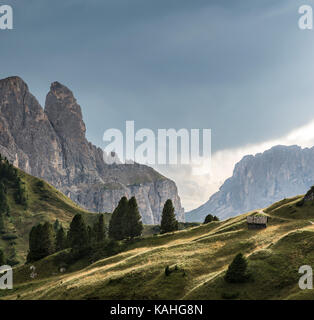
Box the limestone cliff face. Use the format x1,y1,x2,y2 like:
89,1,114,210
0,76,184,224
186,145,314,222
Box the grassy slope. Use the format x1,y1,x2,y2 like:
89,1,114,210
2,194,314,300
1,169,110,264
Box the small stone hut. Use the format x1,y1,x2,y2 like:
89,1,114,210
246,215,268,229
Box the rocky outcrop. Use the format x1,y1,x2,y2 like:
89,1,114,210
186,145,314,222
303,186,314,202
0,76,184,224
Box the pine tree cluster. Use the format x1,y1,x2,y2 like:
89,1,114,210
109,196,143,241
26,196,179,264
27,213,109,262
27,222,56,262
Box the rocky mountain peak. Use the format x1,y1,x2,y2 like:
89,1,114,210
45,81,86,138
49,81,77,105
0,76,185,224
0,76,29,113
0,75,48,131
304,186,314,202
186,144,314,222
0,76,28,92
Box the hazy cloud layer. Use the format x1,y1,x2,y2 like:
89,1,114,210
157,120,314,211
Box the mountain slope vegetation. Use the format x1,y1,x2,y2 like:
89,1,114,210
0,163,109,265
2,193,314,300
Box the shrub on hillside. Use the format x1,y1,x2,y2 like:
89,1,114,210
36,180,44,188
2,234,18,241
165,265,171,276
296,199,304,207
221,291,239,299
203,214,219,224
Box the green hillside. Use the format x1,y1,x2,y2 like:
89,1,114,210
0,163,110,265
2,193,314,300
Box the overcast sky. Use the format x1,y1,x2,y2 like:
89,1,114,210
2,0,314,210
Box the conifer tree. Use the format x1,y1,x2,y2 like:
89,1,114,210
125,197,143,239
53,219,61,233
0,182,9,226
27,222,55,262
14,178,27,207
94,214,105,243
67,214,88,254
0,213,4,234
109,197,128,240
87,225,94,245
160,199,178,234
27,224,41,262
56,225,67,251
41,222,55,256
225,253,248,283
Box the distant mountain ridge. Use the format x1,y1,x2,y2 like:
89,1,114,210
186,145,314,222
0,76,184,224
